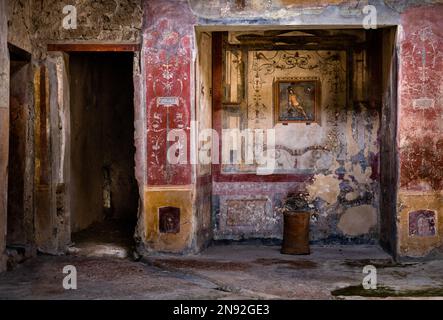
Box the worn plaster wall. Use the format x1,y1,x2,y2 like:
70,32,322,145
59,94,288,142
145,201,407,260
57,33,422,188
7,61,33,246
0,0,10,272
34,57,72,254
0,1,34,269
32,0,142,57
379,28,398,255
48,52,70,253
397,4,443,259
7,0,33,53
195,32,213,249
142,0,198,253
188,0,401,23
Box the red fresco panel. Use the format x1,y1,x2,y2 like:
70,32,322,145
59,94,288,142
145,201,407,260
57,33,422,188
398,5,443,191
144,0,195,185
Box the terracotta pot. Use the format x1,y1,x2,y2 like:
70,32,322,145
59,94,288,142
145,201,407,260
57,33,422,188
281,211,310,255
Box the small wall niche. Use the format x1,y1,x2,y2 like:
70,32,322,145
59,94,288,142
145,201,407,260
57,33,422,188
159,207,181,234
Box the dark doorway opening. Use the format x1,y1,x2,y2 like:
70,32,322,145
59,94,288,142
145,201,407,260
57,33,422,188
7,43,32,269
69,52,138,256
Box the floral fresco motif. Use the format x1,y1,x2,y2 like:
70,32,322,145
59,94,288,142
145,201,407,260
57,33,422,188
145,13,194,185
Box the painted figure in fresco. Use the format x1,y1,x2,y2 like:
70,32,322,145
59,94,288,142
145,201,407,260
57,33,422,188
417,216,435,236
288,87,308,119
409,210,437,237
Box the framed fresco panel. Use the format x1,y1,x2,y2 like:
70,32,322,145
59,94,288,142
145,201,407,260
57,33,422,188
274,78,321,124
409,210,437,237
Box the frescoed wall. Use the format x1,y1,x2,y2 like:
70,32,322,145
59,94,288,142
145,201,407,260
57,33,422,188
213,45,380,241
397,6,443,258
3,0,442,269
140,0,442,259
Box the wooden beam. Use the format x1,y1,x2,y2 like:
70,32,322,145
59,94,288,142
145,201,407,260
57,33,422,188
47,43,140,52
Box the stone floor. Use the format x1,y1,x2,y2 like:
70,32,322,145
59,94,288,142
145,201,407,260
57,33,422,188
0,244,442,300
68,219,136,259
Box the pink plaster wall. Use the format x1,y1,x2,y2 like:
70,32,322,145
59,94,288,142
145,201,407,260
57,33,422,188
399,4,443,192
144,0,195,186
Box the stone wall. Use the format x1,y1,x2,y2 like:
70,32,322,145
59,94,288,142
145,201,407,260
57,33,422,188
8,62,34,245
7,0,33,53
2,0,37,262
32,0,142,57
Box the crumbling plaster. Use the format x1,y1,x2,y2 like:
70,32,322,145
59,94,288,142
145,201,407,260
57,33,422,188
32,0,142,58
2,0,38,262
338,204,377,236
188,0,402,24
6,0,143,58
8,61,35,247
7,0,33,53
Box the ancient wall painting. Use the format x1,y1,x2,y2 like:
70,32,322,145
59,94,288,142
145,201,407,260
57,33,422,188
219,49,348,175
226,199,267,227
214,195,280,240
145,15,193,185
273,77,320,124
409,210,437,237
223,49,245,104
196,32,213,177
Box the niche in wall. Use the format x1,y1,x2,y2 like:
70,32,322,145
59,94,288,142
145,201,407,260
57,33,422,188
211,29,386,243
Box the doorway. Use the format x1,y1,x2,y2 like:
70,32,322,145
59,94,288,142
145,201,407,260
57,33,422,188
69,52,139,256
7,43,32,268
